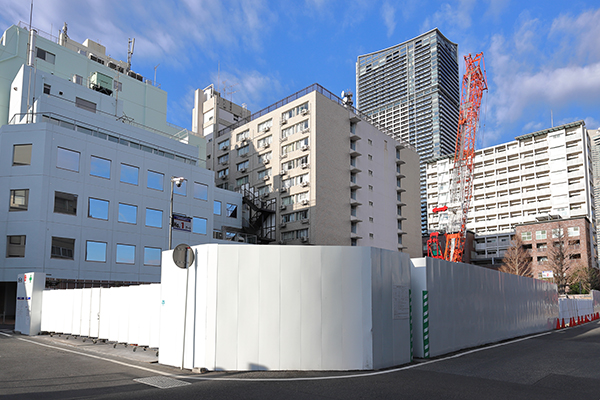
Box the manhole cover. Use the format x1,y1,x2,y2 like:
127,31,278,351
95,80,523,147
134,376,191,389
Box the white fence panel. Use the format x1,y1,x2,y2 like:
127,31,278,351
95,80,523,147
41,290,59,333
117,287,130,344
127,286,142,346
80,289,92,337
60,290,75,334
107,288,120,342
148,284,161,349
98,287,111,340
71,289,83,336
89,288,101,338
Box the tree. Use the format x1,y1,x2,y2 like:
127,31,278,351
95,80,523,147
546,224,576,294
568,258,600,294
500,236,533,277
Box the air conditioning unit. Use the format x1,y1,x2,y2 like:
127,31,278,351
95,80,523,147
280,223,287,228
241,153,248,158
261,193,269,199
220,160,229,166
263,175,270,181
301,109,308,116
301,237,309,243
301,145,309,151
280,170,287,176
241,139,248,145
280,204,287,210
302,128,309,134
301,199,309,206
301,181,309,187
239,167,247,173
301,163,309,169
301,218,309,224
263,159,270,165
220,145,228,151
281,153,288,159
281,187,287,193
281,136,288,142
263,126,271,132
262,143,270,149
220,175,228,180
280,119,287,125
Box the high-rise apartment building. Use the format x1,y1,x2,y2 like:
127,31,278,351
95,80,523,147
588,128,600,252
200,84,422,256
356,29,460,233
426,120,597,269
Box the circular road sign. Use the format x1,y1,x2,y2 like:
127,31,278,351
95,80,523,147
173,244,195,269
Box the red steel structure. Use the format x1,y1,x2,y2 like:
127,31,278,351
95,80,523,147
428,52,487,263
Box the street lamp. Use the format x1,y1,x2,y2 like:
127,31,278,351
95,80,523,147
169,176,185,250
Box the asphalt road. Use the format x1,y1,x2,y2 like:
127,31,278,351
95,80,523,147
1,321,599,399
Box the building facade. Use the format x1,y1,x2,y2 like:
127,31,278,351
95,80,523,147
356,29,460,234
588,128,600,253
0,24,242,317
201,84,422,256
426,120,597,268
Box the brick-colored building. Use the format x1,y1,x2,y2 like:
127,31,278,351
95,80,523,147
514,216,596,280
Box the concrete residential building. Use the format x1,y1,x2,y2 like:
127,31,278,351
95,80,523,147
588,128,600,252
426,120,597,268
192,84,251,139
0,23,242,317
356,29,460,234
200,84,422,256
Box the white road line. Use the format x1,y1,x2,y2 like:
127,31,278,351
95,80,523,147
17,338,172,376
16,329,554,383
173,331,554,382
0,331,12,337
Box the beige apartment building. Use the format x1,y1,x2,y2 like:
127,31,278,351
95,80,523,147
196,84,422,256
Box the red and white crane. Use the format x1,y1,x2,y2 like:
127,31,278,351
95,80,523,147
428,52,487,263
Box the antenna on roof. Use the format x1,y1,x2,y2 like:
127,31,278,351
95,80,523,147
127,38,135,72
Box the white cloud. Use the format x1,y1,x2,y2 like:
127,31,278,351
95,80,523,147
550,8,600,63
210,69,283,113
584,117,600,130
381,2,396,38
420,0,477,33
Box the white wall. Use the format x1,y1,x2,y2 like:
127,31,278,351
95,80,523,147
411,257,559,358
159,244,412,371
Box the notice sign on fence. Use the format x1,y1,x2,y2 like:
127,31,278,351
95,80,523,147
172,214,192,232
393,285,410,320
541,271,554,278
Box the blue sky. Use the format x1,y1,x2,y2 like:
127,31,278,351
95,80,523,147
1,0,599,148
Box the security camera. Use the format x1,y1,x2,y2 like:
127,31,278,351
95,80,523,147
172,176,185,187
175,180,183,188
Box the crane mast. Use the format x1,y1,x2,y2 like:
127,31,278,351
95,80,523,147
430,52,487,263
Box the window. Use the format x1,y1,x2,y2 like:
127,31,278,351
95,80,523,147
521,232,532,241
536,230,547,240
88,198,109,220
214,201,222,215
237,160,249,171
147,171,164,190
13,144,32,166
9,189,29,211
568,227,580,237
226,203,238,218
51,237,75,259
145,208,163,228
258,153,271,164
237,145,250,157
258,119,273,132
173,179,187,196
194,182,208,200
144,247,161,266
257,136,272,148
36,47,55,64
113,80,122,91
116,244,135,264
6,235,26,258
90,156,111,179
218,168,229,179
218,154,229,164
257,185,270,196
86,241,107,262
118,203,137,224
75,97,97,113
54,192,77,215
193,217,207,234
237,130,249,142
43,83,51,94
236,176,249,186
218,139,230,151
257,169,271,180
120,164,139,185
73,74,83,85
552,228,563,238
57,147,80,172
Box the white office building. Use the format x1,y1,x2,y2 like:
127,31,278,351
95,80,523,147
0,23,242,316
426,120,596,267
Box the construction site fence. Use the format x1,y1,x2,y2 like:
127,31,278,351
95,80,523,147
558,291,600,322
40,284,161,348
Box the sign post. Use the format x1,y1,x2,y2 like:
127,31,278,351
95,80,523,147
173,244,194,369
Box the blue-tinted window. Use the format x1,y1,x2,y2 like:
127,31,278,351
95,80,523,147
144,247,161,266
193,217,207,234
120,164,139,185
213,200,221,215
226,203,238,218
173,179,187,196
88,198,109,220
57,147,80,172
86,241,107,262
90,156,111,179
147,171,164,190
116,244,135,264
118,203,137,224
145,208,163,228
194,182,208,200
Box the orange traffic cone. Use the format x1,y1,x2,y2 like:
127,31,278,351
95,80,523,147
569,317,573,326
561,318,565,329
556,318,561,330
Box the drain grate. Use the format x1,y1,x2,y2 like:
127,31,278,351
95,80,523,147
134,376,191,389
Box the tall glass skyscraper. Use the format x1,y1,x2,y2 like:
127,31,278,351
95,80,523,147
356,28,460,234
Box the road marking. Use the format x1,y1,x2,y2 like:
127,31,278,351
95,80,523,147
173,331,554,382
17,329,554,383
134,376,191,389
17,338,172,376
0,331,11,337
